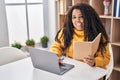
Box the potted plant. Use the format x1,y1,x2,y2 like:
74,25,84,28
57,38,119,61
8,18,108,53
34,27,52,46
25,39,35,47
40,36,49,48
25,39,35,52
11,42,22,49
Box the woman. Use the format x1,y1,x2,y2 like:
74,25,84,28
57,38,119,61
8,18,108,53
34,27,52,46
50,3,110,69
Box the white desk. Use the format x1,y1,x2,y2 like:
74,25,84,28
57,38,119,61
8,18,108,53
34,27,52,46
0,57,106,80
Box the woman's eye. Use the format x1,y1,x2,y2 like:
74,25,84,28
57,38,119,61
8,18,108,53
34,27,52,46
72,16,76,19
79,16,83,18
72,16,83,19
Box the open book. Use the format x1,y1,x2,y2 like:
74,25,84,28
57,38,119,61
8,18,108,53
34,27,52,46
73,33,101,60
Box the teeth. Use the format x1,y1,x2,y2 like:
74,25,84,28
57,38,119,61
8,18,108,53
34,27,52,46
77,23,81,26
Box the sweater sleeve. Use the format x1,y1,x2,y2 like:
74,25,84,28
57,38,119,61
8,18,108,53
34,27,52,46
49,29,64,57
95,44,111,68
49,41,63,56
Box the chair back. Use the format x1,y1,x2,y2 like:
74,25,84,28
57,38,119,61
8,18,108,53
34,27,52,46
105,43,113,80
0,47,27,66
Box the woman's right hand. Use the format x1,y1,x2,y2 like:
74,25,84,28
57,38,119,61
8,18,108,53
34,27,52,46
57,57,64,66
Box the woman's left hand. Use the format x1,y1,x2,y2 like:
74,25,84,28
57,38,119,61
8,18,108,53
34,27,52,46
83,55,95,67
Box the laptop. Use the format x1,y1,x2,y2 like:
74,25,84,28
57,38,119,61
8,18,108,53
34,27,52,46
29,48,74,75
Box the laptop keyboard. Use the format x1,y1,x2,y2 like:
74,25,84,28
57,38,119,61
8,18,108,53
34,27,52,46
59,63,74,74
60,65,67,72
60,67,67,72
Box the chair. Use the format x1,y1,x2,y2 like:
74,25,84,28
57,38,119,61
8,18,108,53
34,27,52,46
0,47,27,66
105,43,114,80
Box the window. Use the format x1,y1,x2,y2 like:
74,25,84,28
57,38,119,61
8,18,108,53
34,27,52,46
5,0,44,45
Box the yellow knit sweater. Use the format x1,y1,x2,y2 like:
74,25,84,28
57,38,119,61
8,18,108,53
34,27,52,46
50,28,110,69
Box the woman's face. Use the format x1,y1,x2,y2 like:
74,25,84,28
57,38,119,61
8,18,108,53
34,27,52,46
72,9,84,30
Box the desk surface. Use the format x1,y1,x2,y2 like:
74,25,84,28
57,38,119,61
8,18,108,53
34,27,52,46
0,57,106,80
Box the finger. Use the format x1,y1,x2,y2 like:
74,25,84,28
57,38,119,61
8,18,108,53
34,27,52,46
84,57,95,66
86,61,94,66
59,60,64,65
86,56,95,63
88,55,94,59
85,60,92,66
86,59,93,65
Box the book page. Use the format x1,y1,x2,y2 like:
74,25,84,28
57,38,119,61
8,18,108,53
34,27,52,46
73,33,101,60
91,33,101,55
73,42,92,60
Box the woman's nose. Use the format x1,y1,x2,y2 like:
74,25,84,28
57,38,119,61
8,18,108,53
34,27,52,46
76,18,80,21
76,18,83,23
76,18,81,22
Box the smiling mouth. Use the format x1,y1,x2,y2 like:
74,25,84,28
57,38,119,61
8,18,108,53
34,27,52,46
76,23,81,26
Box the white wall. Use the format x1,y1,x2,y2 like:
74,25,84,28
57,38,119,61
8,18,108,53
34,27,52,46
0,0,9,47
44,0,57,45
48,0,57,44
